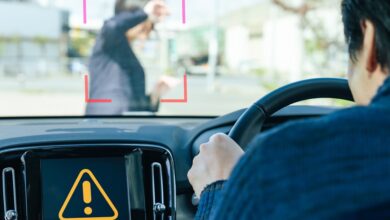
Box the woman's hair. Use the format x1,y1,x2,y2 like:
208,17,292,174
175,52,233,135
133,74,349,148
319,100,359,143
114,0,143,15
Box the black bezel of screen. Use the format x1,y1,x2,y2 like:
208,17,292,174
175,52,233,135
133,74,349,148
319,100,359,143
21,144,174,220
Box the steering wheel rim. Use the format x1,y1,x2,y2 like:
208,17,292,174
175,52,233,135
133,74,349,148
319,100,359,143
228,78,354,149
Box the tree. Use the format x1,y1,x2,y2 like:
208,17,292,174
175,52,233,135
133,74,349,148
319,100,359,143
271,0,346,76
272,0,314,16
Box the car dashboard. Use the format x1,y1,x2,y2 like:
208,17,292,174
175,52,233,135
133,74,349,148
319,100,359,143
0,106,338,220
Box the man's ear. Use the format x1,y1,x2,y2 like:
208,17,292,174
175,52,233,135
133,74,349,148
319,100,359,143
361,20,378,74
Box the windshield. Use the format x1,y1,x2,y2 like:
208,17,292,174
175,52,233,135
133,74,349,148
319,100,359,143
0,0,347,117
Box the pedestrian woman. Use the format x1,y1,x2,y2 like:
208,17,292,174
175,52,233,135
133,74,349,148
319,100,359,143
86,0,170,115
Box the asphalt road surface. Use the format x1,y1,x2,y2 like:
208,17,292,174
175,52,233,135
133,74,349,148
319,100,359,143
0,74,266,117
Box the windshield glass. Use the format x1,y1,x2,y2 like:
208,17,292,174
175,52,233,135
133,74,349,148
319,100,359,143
0,0,347,117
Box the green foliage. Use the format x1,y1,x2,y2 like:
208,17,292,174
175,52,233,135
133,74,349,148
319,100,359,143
70,32,96,57
177,26,225,56
33,36,50,45
0,40,4,56
273,0,346,76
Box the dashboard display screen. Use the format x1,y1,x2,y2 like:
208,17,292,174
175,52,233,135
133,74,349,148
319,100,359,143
40,157,130,220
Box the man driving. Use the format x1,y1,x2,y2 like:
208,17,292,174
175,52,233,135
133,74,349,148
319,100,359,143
188,0,390,219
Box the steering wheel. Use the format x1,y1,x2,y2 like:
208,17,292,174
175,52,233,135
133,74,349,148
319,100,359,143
228,78,354,149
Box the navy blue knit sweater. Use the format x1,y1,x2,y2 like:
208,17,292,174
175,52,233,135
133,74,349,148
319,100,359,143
195,77,390,220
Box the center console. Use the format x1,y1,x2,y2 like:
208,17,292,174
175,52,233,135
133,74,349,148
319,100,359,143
0,143,176,220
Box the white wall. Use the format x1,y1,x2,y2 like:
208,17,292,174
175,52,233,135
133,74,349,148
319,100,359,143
262,14,304,82
225,26,250,70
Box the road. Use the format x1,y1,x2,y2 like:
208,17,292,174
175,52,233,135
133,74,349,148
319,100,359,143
0,74,266,117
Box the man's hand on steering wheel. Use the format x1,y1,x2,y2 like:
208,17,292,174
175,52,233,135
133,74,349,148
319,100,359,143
187,79,353,199
187,133,244,198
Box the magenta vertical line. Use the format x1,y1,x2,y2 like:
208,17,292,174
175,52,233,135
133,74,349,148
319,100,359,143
182,0,186,24
83,0,87,24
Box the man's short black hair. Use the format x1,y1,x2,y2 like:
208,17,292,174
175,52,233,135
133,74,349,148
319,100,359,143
342,0,390,69
115,0,142,15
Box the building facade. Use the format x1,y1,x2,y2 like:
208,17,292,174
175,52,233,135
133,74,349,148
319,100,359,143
0,0,69,76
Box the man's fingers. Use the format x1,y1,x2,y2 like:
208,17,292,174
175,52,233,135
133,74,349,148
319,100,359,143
199,143,208,153
187,166,194,181
209,133,228,144
192,154,200,164
187,157,198,180
188,156,202,184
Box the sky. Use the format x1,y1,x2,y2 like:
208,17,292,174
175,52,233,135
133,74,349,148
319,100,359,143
33,0,268,28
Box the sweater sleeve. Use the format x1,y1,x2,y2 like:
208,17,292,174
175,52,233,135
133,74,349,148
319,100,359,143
101,9,148,49
195,180,226,220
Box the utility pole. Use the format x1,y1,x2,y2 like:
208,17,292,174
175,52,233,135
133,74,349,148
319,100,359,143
207,0,219,91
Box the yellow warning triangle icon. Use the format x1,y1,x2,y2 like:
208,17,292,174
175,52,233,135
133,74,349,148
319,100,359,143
58,169,119,220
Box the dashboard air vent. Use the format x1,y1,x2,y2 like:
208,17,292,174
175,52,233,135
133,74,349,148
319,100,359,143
2,168,18,220
151,162,166,220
